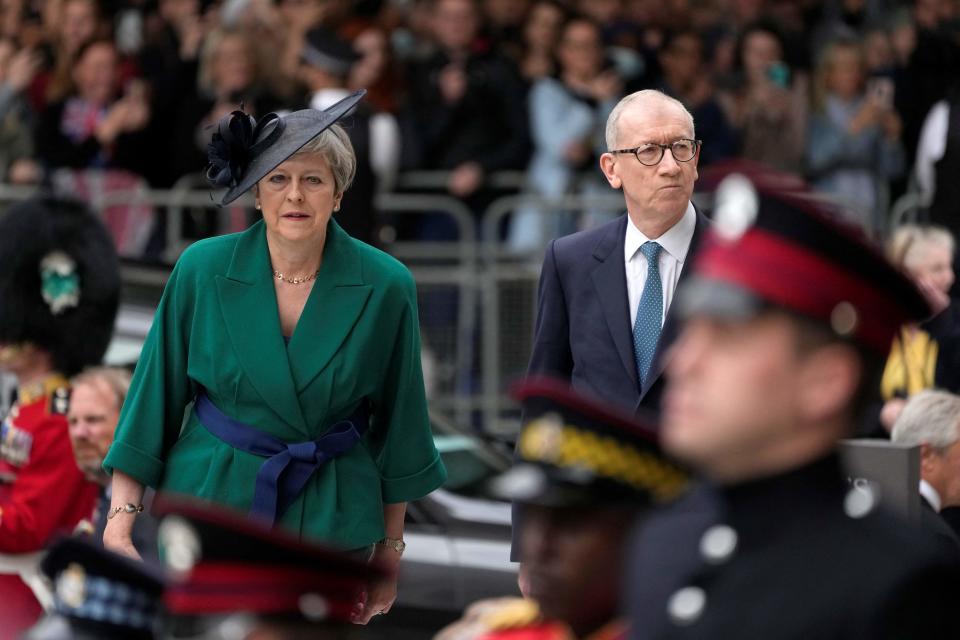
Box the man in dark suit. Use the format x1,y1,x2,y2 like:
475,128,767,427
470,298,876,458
891,389,960,559
627,170,960,639
526,89,708,416
514,90,707,584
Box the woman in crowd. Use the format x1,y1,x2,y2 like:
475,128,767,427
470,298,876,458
805,37,904,232
34,38,151,175
508,14,621,252
517,0,567,83
102,92,446,624
173,27,282,178
879,224,960,431
721,20,806,174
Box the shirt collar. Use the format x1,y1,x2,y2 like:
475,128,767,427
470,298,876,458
309,88,352,111
624,201,696,264
920,478,942,512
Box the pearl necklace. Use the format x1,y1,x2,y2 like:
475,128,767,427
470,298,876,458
273,269,320,285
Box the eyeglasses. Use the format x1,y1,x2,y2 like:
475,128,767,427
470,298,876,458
611,139,702,166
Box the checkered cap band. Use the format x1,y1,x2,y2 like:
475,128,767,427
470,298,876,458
55,574,158,630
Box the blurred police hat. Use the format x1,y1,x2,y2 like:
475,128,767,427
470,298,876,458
491,377,690,508
24,536,166,640
154,496,385,630
679,167,931,355
301,27,360,76
0,195,120,376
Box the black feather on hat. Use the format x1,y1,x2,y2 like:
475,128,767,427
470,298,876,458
0,196,121,376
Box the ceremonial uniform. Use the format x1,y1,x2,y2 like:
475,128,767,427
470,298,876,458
626,170,960,639
0,375,100,626
437,379,689,640
0,196,121,634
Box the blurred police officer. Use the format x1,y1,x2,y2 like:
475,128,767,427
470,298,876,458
154,496,383,639
437,378,690,640
627,170,960,639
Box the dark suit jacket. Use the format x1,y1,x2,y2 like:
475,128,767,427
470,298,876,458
920,495,960,564
526,208,709,414
511,208,708,560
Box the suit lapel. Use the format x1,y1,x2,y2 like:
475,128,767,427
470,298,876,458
288,222,372,393
215,221,307,432
591,215,639,393
640,208,710,400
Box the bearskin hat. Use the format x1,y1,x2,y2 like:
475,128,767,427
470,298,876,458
0,196,120,376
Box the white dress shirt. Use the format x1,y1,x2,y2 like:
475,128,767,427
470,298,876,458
920,478,943,513
625,202,697,328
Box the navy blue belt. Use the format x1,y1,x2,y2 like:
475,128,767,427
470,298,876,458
194,392,369,525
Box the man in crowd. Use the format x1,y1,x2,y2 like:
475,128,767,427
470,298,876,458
891,389,960,554
67,366,158,561
436,377,689,640
627,170,960,638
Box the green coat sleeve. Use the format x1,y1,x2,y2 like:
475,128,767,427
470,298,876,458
103,257,194,487
369,273,447,503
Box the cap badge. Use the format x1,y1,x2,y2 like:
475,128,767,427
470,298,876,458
56,562,87,609
714,173,758,242
39,251,80,315
520,413,564,463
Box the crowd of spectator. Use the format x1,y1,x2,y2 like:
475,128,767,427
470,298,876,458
1,0,959,246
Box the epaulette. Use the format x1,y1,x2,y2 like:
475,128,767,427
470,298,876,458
481,598,542,631
18,374,70,415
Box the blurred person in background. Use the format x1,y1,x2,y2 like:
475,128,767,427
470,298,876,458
302,26,399,244
517,0,567,83
0,196,119,635
915,83,960,247
0,37,42,183
806,37,904,232
897,0,960,170
891,389,960,559
34,38,152,176
344,23,403,114
138,0,209,186
655,28,737,168
170,27,283,190
508,14,621,252
877,224,960,430
67,366,159,562
720,20,807,174
481,0,530,63
30,0,106,110
276,0,328,87
401,0,529,212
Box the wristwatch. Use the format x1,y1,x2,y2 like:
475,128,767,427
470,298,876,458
378,537,406,556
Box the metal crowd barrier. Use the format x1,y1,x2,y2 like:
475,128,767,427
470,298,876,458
0,170,913,437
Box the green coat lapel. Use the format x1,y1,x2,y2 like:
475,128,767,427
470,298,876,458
288,221,373,393
215,221,307,432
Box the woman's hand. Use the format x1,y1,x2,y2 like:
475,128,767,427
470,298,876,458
353,544,401,624
102,520,142,561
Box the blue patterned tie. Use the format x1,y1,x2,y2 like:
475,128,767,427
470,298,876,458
633,241,663,386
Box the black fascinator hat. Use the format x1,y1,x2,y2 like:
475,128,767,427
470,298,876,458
0,196,121,376
206,90,365,206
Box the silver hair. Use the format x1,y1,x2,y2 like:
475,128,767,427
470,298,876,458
604,90,696,151
887,224,955,270
891,389,960,452
293,123,357,196
71,366,133,411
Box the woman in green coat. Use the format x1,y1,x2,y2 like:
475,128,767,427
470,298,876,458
102,91,446,622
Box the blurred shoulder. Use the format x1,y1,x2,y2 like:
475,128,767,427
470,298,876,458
352,238,417,297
